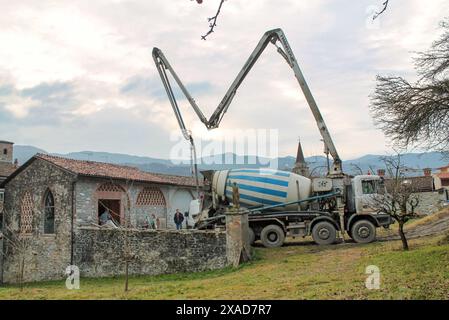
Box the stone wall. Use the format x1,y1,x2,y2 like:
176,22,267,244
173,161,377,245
73,227,227,278
414,191,447,215
1,158,75,283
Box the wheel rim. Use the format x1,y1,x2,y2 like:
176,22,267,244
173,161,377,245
318,228,330,240
358,226,371,239
268,232,278,243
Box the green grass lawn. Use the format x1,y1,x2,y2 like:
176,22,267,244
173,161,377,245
1,235,448,300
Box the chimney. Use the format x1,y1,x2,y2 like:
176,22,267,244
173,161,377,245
14,158,19,168
423,168,431,177
377,169,385,177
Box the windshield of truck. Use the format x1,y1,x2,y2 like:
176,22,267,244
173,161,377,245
362,180,378,194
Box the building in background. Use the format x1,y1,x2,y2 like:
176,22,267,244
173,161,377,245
291,139,310,177
377,167,447,215
433,165,449,191
0,140,18,216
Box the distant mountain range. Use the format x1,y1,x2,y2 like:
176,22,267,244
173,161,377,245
12,145,449,177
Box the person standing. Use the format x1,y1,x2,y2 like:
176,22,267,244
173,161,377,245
99,208,111,225
144,212,157,229
173,209,184,230
150,214,157,229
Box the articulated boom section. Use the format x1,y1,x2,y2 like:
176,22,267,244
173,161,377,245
152,28,343,175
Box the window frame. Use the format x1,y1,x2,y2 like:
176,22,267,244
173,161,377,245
361,179,378,195
43,189,55,234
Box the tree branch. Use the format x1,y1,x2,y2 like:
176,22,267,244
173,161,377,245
201,0,225,40
373,0,389,20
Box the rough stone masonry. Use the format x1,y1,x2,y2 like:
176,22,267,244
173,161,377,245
73,227,227,279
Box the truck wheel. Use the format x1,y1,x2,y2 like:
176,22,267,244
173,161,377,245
248,227,256,245
351,220,376,244
312,221,337,245
260,225,285,248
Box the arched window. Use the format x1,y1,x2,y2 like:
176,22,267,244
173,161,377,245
20,192,33,234
43,189,55,234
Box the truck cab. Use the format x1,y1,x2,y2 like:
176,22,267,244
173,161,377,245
351,175,385,214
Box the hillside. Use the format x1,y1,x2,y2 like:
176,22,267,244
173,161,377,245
12,145,449,177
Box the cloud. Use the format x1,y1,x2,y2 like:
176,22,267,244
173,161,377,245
20,82,73,101
0,0,447,160
0,80,79,123
0,84,13,96
120,75,213,100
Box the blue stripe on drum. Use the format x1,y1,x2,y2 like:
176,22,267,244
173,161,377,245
230,169,291,178
225,190,282,206
226,175,289,187
226,182,287,198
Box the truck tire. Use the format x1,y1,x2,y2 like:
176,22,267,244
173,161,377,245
248,227,256,245
312,221,337,245
260,224,285,248
351,220,376,244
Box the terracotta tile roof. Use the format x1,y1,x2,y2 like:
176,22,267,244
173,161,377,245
153,172,203,187
36,154,198,187
0,161,17,178
436,172,449,179
384,176,434,193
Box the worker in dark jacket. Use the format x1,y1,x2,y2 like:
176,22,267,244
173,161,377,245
174,209,184,230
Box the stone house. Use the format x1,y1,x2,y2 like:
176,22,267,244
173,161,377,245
0,154,226,284
380,169,447,215
433,165,449,196
0,140,17,215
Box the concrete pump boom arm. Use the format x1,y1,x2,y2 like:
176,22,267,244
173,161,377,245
152,28,343,175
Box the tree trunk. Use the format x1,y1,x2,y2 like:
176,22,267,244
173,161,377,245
398,221,409,251
125,260,129,292
19,256,25,291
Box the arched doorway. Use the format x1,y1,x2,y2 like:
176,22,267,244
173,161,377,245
135,187,167,228
95,182,129,225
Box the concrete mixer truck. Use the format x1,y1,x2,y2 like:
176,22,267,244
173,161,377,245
193,168,392,247
152,28,393,247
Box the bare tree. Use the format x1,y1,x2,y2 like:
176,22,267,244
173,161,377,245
369,152,419,250
119,180,137,292
97,178,137,292
349,163,364,176
0,205,36,290
309,165,328,178
370,20,449,152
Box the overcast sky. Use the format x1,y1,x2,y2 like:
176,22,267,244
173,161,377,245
0,0,448,161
